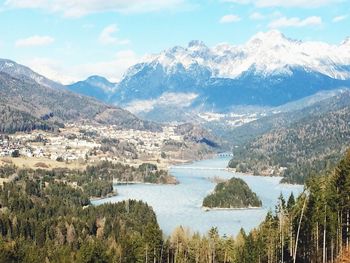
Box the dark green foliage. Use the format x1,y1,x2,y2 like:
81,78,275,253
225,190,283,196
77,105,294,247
0,106,56,134
15,161,173,200
84,161,174,184
82,181,113,198
11,149,20,158
56,157,64,162
76,240,111,263
203,177,262,208
239,150,350,262
0,167,163,262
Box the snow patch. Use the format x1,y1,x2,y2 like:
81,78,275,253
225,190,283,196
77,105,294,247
132,30,350,80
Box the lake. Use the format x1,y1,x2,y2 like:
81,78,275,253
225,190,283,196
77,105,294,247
92,156,303,236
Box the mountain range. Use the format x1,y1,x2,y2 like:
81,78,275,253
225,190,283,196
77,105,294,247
66,30,350,119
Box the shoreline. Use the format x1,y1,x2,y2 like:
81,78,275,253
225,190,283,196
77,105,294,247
90,191,118,201
90,180,180,202
226,168,304,186
113,180,178,185
202,206,262,211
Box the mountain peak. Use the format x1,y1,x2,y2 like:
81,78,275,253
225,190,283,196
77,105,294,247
188,40,207,48
86,75,111,83
341,36,350,46
0,58,16,69
0,58,64,89
84,75,116,90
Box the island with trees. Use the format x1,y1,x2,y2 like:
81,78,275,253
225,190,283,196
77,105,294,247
203,177,262,209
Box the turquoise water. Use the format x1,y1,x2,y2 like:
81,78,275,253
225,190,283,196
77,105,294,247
92,157,303,236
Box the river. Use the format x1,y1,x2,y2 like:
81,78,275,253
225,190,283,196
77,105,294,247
92,156,303,236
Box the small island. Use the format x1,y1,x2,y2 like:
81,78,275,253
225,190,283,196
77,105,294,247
203,177,262,209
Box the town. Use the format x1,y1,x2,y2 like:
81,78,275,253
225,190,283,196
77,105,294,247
0,123,216,170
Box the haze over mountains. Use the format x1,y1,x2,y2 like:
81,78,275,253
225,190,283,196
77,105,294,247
67,30,350,120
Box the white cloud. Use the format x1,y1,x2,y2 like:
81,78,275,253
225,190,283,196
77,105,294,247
23,57,74,83
99,24,129,45
4,0,187,17
125,92,198,114
76,50,138,82
15,35,54,47
269,16,322,28
219,14,241,23
332,15,347,23
23,50,139,84
249,12,265,20
223,0,342,8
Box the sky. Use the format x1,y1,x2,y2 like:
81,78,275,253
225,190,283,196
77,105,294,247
0,0,349,84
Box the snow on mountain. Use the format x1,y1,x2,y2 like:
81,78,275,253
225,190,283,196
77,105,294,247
63,30,350,120
0,58,65,90
128,30,350,80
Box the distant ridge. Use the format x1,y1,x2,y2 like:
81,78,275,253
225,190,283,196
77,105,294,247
67,75,117,102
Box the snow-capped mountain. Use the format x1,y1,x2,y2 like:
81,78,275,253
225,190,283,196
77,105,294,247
69,30,350,116
0,58,65,90
137,30,350,80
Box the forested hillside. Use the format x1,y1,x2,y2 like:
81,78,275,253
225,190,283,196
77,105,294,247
0,178,163,262
228,89,350,146
0,106,57,133
228,99,350,183
0,161,175,262
0,72,159,133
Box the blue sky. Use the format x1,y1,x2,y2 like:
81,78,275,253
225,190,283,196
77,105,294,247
0,0,349,84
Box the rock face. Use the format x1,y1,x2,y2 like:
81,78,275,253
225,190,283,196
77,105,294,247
202,177,262,209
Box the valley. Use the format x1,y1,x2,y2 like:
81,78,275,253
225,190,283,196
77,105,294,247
0,18,350,262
